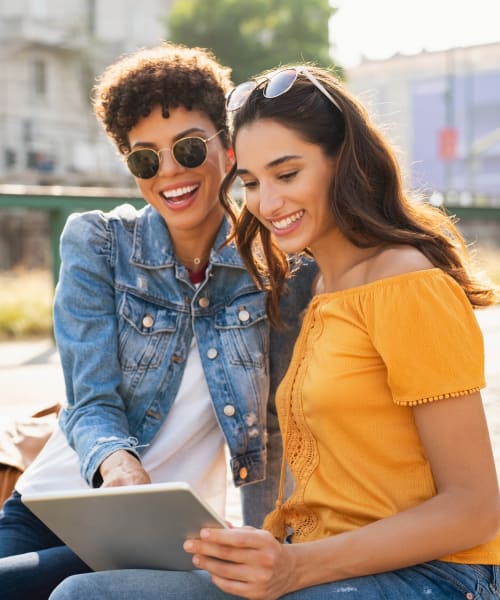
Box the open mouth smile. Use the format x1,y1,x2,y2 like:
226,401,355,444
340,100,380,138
161,184,199,203
271,210,305,230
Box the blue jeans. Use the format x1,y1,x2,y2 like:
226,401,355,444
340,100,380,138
0,491,92,600
48,560,500,599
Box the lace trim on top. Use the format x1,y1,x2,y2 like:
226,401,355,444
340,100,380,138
263,302,323,541
394,386,482,406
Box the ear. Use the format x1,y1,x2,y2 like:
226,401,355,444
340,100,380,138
225,147,235,172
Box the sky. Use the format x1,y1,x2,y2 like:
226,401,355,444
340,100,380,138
329,0,500,68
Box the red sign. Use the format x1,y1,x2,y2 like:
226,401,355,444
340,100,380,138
438,127,458,160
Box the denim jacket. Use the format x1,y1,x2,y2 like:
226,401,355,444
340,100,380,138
54,204,316,526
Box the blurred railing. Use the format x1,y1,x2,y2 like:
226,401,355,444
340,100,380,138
1,185,499,287
0,185,144,285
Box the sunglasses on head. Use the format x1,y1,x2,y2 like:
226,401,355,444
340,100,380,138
125,129,223,179
226,66,343,114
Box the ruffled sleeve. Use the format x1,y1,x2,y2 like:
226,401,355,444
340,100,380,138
365,269,485,406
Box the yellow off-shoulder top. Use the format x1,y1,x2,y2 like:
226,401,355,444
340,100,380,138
265,268,500,564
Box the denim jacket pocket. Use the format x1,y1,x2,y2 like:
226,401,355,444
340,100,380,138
118,292,179,371
215,294,269,370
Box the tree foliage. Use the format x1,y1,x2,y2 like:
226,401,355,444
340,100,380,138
167,0,341,83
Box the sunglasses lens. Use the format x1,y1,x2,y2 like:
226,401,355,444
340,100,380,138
173,137,207,168
264,69,297,99
126,149,160,179
227,81,257,112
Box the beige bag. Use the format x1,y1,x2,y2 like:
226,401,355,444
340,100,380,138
0,404,59,507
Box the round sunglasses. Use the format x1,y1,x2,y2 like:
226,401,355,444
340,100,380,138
226,66,343,114
125,130,223,179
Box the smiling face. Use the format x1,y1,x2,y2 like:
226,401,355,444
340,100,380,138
127,105,230,243
235,119,337,256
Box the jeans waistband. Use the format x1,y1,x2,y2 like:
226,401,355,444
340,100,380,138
470,564,500,591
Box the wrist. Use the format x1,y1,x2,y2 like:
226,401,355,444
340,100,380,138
99,449,140,479
285,543,308,592
285,540,340,592
279,541,308,595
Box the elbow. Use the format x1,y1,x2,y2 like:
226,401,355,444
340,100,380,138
474,493,500,545
486,494,500,543
450,487,500,547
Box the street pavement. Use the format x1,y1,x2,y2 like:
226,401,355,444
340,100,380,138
1,304,499,523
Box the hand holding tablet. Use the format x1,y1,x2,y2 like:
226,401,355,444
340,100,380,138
22,481,227,571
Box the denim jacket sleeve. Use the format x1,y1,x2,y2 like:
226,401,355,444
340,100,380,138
54,211,141,486
240,256,317,527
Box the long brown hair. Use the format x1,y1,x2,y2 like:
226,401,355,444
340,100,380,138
221,64,497,327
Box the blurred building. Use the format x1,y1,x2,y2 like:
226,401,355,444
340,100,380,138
346,42,500,205
0,0,173,187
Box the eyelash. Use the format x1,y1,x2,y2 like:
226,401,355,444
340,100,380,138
240,180,257,189
240,170,299,190
279,170,298,182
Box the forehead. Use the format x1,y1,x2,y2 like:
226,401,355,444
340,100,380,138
128,105,215,144
234,119,314,168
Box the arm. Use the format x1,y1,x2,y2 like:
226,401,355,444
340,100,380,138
185,391,500,599
285,391,500,585
55,211,149,487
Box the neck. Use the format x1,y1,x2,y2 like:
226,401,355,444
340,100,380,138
311,231,382,294
176,252,211,272
172,224,222,273
174,238,212,271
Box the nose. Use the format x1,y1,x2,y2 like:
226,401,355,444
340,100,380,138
258,182,285,218
157,148,184,176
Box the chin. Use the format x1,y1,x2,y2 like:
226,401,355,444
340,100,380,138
273,237,306,255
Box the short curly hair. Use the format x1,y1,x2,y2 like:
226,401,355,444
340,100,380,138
92,42,233,155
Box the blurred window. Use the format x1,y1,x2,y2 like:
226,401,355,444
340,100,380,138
86,0,97,35
23,120,33,143
27,151,55,173
32,60,47,97
5,148,16,168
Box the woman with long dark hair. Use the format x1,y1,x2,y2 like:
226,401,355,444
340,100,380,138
49,64,500,600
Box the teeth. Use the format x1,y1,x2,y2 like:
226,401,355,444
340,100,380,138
162,184,198,200
272,210,304,230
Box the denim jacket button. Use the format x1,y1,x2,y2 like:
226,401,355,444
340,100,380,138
171,354,183,364
198,297,210,308
223,404,236,417
207,347,218,359
239,467,248,480
142,314,154,328
238,309,250,322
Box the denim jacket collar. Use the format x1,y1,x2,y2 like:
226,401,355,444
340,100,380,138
130,205,245,270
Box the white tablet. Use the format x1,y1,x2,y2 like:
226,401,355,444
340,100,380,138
22,481,227,571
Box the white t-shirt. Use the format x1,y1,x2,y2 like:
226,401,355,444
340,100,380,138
17,336,227,516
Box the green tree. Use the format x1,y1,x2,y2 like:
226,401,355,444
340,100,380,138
167,0,341,83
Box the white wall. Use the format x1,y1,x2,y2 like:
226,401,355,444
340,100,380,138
0,0,174,184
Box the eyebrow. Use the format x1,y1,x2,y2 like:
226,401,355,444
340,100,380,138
235,154,302,177
130,127,208,150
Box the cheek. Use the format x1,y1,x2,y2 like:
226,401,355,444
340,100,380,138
243,190,255,212
135,178,152,198
244,192,262,220
205,153,228,183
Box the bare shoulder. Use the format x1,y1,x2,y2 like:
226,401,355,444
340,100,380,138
365,245,434,283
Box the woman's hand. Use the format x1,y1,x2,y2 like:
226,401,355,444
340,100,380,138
99,450,151,487
184,526,296,600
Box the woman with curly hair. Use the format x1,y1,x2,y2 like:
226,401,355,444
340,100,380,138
51,64,499,599
0,46,315,599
